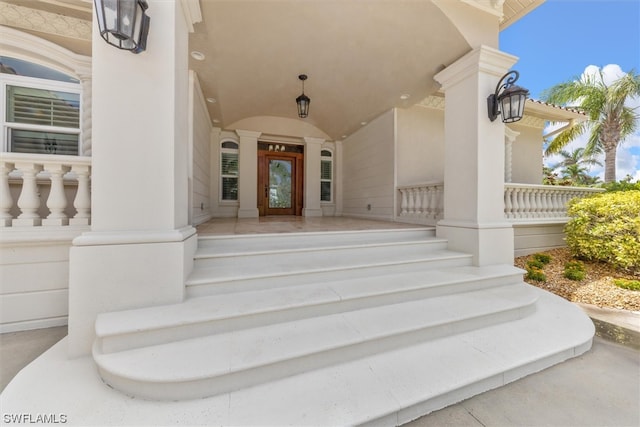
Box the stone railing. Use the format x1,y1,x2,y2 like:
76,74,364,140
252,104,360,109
397,182,444,225
1,153,91,228
504,183,604,220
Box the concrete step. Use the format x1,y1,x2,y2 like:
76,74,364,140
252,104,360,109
95,264,523,354
187,248,472,297
93,283,540,401
196,227,436,253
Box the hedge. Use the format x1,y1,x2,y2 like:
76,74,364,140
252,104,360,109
564,190,640,272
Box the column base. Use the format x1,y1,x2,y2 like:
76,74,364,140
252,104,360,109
12,218,41,227
69,217,91,226
43,218,69,226
302,208,323,217
67,227,197,357
437,220,514,266
237,208,259,218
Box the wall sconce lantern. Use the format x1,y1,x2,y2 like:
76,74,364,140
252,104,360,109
94,0,151,54
296,74,310,118
487,70,529,123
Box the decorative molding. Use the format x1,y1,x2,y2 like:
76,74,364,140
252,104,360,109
0,1,91,41
417,96,445,110
460,0,503,17
517,115,547,128
179,0,203,33
0,26,91,79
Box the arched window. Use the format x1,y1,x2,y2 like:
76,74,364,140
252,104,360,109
321,149,333,202
1,56,81,155
221,140,239,201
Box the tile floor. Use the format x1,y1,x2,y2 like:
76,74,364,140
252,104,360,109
196,216,422,235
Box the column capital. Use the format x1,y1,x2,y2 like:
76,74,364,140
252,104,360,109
303,137,325,145
434,45,518,90
236,129,262,140
504,126,520,143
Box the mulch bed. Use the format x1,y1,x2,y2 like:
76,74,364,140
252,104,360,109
515,247,640,311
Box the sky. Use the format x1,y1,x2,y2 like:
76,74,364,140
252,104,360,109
500,0,640,181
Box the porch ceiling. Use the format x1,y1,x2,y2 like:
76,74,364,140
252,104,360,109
189,0,470,140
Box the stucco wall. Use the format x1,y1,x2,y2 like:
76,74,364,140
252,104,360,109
341,110,395,220
191,73,213,225
396,105,445,186
510,124,543,185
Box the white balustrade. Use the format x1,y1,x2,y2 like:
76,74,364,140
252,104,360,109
0,153,91,228
397,182,444,225
504,183,604,221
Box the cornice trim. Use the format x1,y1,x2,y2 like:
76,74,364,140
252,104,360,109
0,1,91,41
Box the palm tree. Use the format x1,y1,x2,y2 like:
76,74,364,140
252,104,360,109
549,147,602,171
542,68,640,182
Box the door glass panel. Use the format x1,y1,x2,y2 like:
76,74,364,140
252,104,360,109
269,159,292,208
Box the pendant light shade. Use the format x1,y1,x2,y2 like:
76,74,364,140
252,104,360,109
296,74,310,118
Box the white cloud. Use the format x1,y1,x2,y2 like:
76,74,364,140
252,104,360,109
543,64,640,181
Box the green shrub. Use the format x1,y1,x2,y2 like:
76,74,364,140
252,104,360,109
525,267,546,282
526,259,545,269
532,253,552,265
614,278,640,291
564,191,640,272
600,181,640,193
563,260,586,281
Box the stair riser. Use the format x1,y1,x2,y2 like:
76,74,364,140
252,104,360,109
96,303,536,401
98,274,522,354
197,229,436,253
187,256,472,298
194,240,449,273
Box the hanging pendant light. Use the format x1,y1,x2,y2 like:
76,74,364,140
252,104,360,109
94,0,151,54
296,74,310,118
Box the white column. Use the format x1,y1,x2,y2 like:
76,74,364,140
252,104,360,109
335,140,344,216
79,72,92,156
12,162,43,227
434,45,516,266
0,161,14,227
42,163,70,226
504,126,519,184
303,137,324,217
236,129,261,218
68,0,200,356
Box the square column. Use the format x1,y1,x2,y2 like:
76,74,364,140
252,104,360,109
434,45,517,266
68,0,198,356
303,137,324,217
236,130,261,218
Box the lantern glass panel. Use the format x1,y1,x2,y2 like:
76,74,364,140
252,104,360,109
103,0,118,33
119,0,136,39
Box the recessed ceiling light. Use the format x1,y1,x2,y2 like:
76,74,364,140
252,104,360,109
360,121,367,126
342,135,347,139
212,119,220,124
206,97,217,103
400,94,410,100
191,51,205,61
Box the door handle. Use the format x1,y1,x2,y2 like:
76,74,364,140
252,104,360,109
264,185,268,198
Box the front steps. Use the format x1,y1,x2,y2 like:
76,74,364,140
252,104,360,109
92,227,594,424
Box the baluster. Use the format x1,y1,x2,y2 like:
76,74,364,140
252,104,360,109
504,187,512,218
407,188,415,215
415,187,424,216
424,187,433,218
42,163,71,226
513,188,522,219
12,162,43,226
552,190,561,217
0,161,14,227
400,189,408,216
537,188,547,217
436,185,444,219
69,164,91,226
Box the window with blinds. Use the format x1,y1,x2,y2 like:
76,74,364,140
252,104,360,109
2,60,82,156
321,150,333,202
221,141,239,201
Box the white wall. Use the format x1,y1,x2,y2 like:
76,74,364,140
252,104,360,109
513,222,567,257
190,72,213,225
0,231,85,332
342,110,395,220
396,105,445,186
511,124,544,185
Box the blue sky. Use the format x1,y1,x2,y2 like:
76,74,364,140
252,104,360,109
500,0,640,180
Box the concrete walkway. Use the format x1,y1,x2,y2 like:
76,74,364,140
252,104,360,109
1,304,638,426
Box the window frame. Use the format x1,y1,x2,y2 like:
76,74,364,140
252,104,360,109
1,71,82,155
220,139,239,202
320,149,333,203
